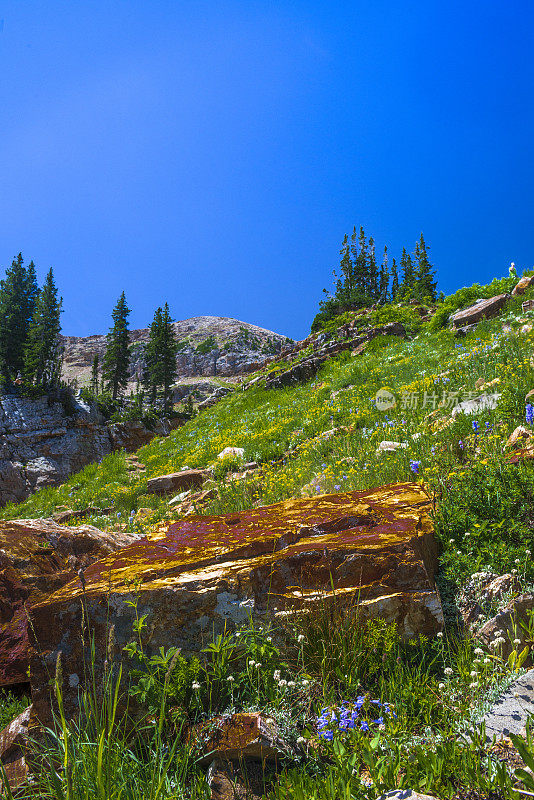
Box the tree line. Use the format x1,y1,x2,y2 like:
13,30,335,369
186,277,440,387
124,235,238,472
313,228,438,330
0,254,178,413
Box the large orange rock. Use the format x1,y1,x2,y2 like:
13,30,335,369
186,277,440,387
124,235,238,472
0,518,135,686
28,483,443,727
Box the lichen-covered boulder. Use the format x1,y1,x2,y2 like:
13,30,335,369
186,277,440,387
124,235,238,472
0,519,135,686
28,483,443,727
450,294,509,328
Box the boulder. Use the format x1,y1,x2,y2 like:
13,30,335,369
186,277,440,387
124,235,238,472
0,706,31,792
505,425,532,449
192,713,292,765
145,469,209,495
217,447,245,461
28,483,443,729
451,392,500,417
512,275,534,296
108,419,168,452
450,294,509,328
0,519,135,686
478,593,534,663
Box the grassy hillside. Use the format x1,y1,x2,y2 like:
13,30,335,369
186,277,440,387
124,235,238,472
6,283,534,797
5,285,534,592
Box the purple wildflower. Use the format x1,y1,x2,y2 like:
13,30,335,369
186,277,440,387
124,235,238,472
409,460,421,475
527,404,534,425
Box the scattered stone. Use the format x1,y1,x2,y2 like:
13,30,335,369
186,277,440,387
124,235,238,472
483,668,534,739
512,275,534,296
478,593,534,663
135,507,153,519
169,488,217,513
168,490,191,506
377,792,439,800
28,483,444,728
376,441,408,453
505,426,532,449
145,469,209,495
523,300,534,313
0,706,31,793
451,392,501,417
217,447,245,461
0,518,135,686
192,713,292,765
450,294,509,328
51,506,113,523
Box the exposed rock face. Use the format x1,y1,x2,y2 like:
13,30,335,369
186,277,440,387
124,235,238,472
0,394,166,508
28,483,443,727
61,316,291,388
512,275,534,296
145,469,210,495
0,706,31,791
0,518,135,686
192,713,292,765
0,394,112,507
264,323,406,390
450,294,509,328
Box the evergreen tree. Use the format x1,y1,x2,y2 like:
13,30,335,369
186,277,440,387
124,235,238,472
103,292,131,400
378,246,389,303
0,254,39,384
24,268,63,388
391,257,400,300
368,236,379,300
91,354,99,396
413,233,437,301
399,248,415,298
338,234,353,300
356,226,369,296
145,303,177,413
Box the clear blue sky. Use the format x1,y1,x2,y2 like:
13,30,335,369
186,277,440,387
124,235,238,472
0,1,532,340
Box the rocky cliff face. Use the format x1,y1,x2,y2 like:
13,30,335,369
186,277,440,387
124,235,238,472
0,394,165,508
61,315,291,388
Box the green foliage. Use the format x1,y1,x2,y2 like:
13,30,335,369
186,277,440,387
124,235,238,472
0,690,29,730
24,267,63,389
103,292,131,401
144,303,177,413
0,253,38,385
195,335,217,355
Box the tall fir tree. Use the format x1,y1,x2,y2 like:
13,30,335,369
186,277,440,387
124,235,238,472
390,257,400,300
0,254,39,384
103,292,131,401
24,268,63,388
368,236,379,300
378,246,389,303
413,233,437,301
144,303,177,412
356,226,369,296
337,234,352,302
399,248,415,298
91,354,99,396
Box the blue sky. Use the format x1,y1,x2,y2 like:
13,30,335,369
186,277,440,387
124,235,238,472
0,1,533,340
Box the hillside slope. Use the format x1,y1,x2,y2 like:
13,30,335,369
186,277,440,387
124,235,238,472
7,286,534,591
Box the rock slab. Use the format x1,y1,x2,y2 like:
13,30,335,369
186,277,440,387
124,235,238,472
450,294,509,328
28,483,443,728
483,668,534,739
0,518,135,686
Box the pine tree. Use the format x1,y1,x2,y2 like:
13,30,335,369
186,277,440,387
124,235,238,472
378,246,389,303
0,254,39,384
24,268,63,388
399,248,415,298
338,234,353,301
413,233,437,301
145,303,177,413
368,236,379,300
356,226,369,296
91,354,99,396
391,257,399,300
103,292,131,401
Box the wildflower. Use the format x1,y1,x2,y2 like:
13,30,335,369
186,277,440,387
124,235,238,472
472,421,479,433
438,683,445,690
483,658,490,664
297,634,305,643
297,736,306,745
301,679,310,686
360,720,369,732
248,660,255,667
469,682,479,689
515,558,521,565
227,675,234,682
444,667,453,676
278,679,287,687
192,682,200,690
526,549,531,556
273,670,281,681
474,647,484,656
287,680,296,687
514,639,521,646
470,670,478,677
409,460,421,474
527,404,534,425
436,631,443,639
459,440,464,450
512,568,518,575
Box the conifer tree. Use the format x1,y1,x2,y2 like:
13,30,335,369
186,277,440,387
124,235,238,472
399,248,415,298
103,292,131,401
91,354,99,396
368,237,379,300
338,234,353,300
378,246,389,303
0,254,39,384
391,257,400,300
144,303,177,413
356,226,369,296
24,268,63,388
413,233,437,301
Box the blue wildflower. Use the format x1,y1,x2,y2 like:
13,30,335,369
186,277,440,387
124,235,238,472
409,460,421,474
527,404,534,425
472,420,479,433
360,721,369,732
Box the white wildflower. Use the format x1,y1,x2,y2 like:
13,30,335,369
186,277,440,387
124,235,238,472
444,667,453,676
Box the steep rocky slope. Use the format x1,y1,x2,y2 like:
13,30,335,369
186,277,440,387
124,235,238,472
61,315,292,388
